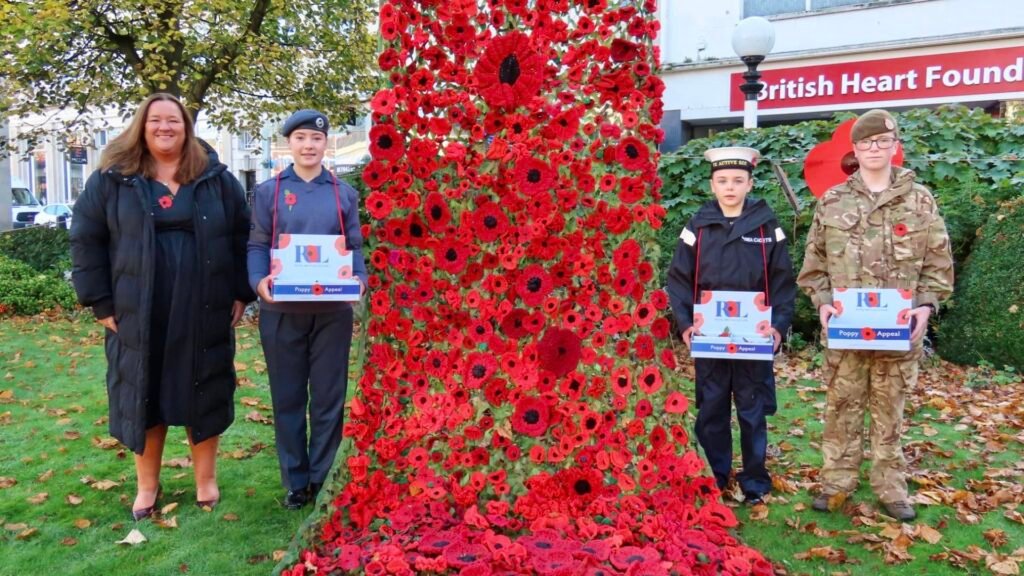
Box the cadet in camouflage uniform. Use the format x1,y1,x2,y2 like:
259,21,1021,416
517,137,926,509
797,109,954,521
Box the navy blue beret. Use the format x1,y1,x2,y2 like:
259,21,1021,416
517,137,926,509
281,109,329,137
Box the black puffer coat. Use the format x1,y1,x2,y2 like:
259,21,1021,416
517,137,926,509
70,148,255,454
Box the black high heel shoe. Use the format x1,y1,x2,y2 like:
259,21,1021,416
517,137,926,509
132,483,163,521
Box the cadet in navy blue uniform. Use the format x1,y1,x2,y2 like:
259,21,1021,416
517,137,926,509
666,147,796,505
248,110,368,509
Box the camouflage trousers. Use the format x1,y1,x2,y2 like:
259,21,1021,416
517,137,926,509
819,348,920,503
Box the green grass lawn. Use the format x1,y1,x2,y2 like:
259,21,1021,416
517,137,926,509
1,316,1021,575
0,316,308,576
689,352,1024,575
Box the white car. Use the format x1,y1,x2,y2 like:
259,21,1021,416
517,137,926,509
34,203,73,228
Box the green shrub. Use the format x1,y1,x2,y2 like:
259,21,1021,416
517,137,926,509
658,105,1024,344
938,198,1024,368
0,254,77,316
0,226,71,274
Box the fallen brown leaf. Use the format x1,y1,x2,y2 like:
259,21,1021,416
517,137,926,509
16,528,38,540
989,559,1020,576
245,410,273,425
985,528,1010,548
61,537,78,546
27,492,48,504
827,492,848,512
73,518,91,529
37,469,53,482
4,523,29,531
273,550,287,562
91,479,120,491
67,494,84,506
794,545,849,564
92,437,120,449
914,524,943,545
116,528,147,545
155,516,178,529
222,513,239,521
0,477,16,489
161,503,179,515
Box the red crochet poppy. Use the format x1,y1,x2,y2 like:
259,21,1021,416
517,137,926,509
369,123,404,162
512,396,550,437
893,222,908,237
537,328,581,377
513,156,556,196
474,33,545,108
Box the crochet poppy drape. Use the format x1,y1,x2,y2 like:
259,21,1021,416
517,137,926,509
283,1,772,574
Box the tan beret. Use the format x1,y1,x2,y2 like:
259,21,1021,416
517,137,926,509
851,109,899,142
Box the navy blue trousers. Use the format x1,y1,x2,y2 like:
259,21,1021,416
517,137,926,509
259,307,353,491
694,358,777,496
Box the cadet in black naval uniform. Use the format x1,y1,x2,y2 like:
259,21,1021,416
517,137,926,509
666,147,796,505
247,110,368,509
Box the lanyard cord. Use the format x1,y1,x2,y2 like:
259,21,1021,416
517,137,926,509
270,169,346,249
760,225,770,306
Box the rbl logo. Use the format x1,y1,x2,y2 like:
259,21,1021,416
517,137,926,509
716,301,744,318
296,245,329,263
856,291,886,308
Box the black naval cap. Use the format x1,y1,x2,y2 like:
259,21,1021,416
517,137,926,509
281,109,329,137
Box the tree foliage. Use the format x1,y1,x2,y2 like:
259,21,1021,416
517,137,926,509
0,0,378,136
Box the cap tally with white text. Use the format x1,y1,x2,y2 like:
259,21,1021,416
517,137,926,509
704,146,761,174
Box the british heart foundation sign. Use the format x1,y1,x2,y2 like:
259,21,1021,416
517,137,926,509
730,46,1024,112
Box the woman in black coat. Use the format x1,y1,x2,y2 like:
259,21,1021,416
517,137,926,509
70,93,255,520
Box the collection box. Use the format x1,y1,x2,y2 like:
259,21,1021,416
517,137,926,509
826,288,912,351
691,290,774,361
270,234,361,302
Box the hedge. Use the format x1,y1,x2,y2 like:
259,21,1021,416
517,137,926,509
938,197,1024,368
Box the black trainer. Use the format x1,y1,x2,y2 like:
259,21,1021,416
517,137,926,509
283,487,310,510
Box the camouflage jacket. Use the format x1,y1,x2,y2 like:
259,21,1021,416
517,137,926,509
797,167,954,310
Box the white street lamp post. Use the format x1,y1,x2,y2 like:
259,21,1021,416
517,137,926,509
731,17,776,130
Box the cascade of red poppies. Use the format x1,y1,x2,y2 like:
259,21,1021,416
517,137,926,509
285,1,773,574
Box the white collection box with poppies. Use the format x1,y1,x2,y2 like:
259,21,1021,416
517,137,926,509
826,288,911,351
270,234,361,302
690,290,774,361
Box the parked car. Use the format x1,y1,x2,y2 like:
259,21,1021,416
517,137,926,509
34,203,73,229
10,178,41,229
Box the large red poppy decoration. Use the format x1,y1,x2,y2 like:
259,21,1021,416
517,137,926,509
804,118,905,198
284,1,773,575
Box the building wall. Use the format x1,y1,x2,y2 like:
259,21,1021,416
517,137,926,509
660,0,1023,66
659,0,1024,139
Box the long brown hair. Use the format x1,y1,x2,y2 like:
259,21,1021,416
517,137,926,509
100,93,208,183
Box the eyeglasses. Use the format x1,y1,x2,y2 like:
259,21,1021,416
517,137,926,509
854,137,899,151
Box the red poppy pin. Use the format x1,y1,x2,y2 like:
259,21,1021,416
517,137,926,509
726,343,738,354
893,223,908,237
312,282,324,296
158,194,173,209
861,327,877,341
284,190,297,211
